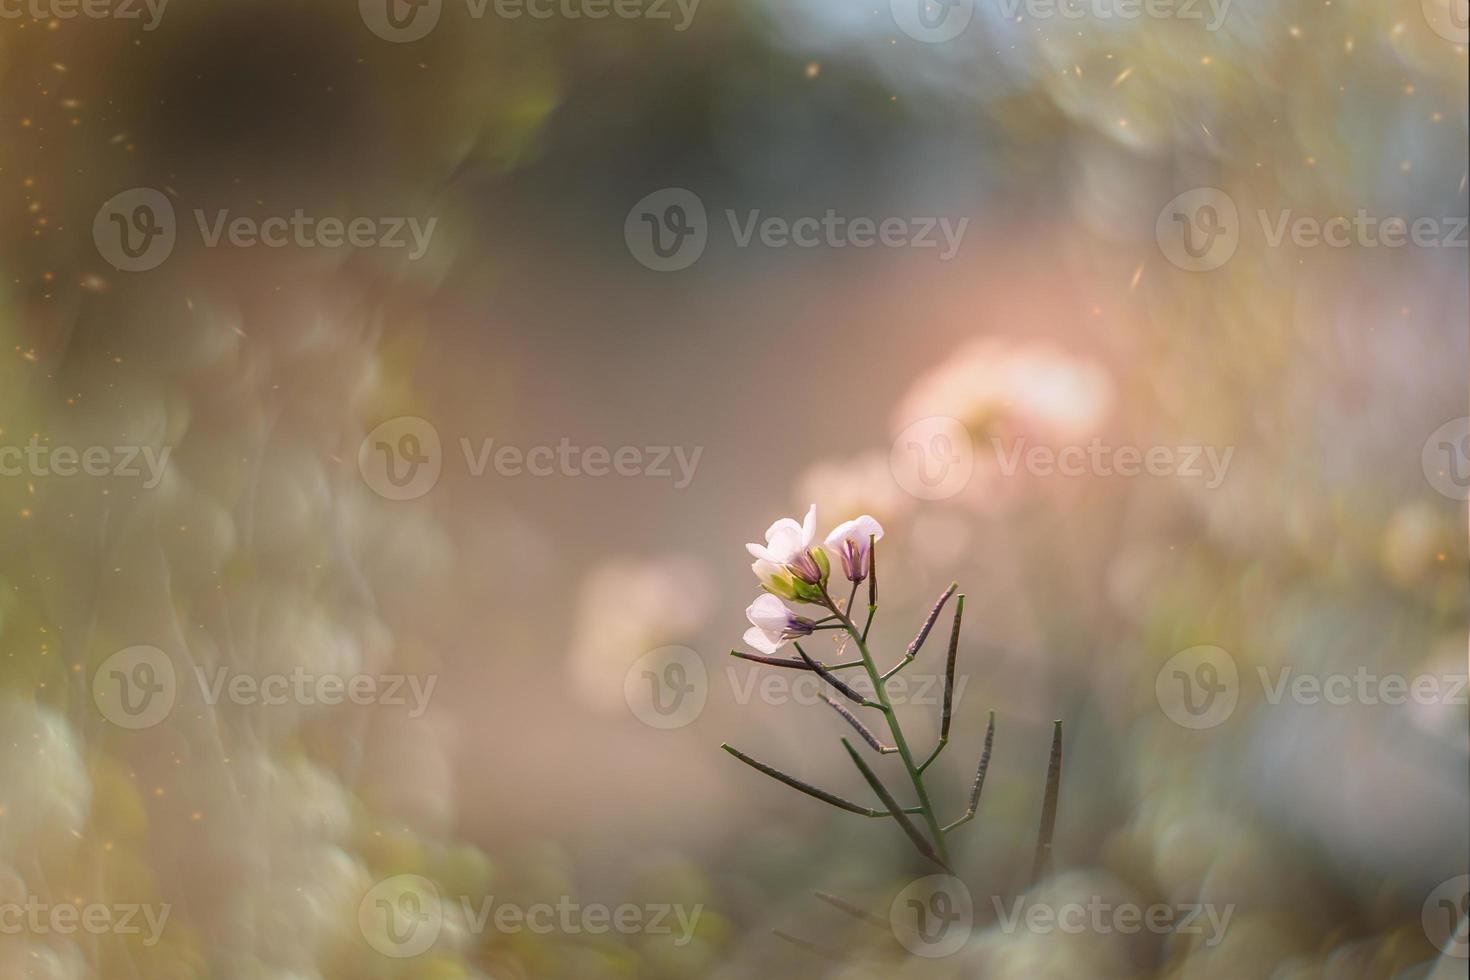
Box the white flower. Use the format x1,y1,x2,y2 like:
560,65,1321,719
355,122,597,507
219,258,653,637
742,594,816,655
746,504,830,600
746,504,818,564
824,515,884,584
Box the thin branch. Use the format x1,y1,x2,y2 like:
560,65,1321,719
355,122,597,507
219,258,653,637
1030,720,1063,884
795,643,881,708
722,744,880,816
722,743,923,820
918,594,966,773
814,891,890,930
943,710,995,832
867,533,877,608
822,695,896,754
730,650,864,672
772,930,849,963
881,582,957,680
940,594,965,740
840,739,948,870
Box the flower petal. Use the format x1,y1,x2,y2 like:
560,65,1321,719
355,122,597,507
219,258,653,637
799,504,817,547
746,593,793,631
743,626,786,655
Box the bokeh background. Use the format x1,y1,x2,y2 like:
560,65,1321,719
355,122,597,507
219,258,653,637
1,0,1466,976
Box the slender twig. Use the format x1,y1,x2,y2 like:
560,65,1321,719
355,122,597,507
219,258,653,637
841,739,948,870
918,594,965,773
881,583,957,680
722,744,879,816
943,711,995,832
730,650,864,672
822,695,896,754
722,743,921,820
795,643,882,708
867,533,877,607
814,891,891,931
939,595,964,739
1030,720,1063,884
861,535,878,641
772,930,851,963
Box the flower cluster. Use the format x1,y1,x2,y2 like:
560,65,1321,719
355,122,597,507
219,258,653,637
743,505,883,653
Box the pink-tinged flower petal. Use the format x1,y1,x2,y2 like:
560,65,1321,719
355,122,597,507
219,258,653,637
743,625,786,655
824,515,885,583
746,593,794,631
824,515,885,552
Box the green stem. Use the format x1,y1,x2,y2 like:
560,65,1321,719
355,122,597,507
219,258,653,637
825,587,951,867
